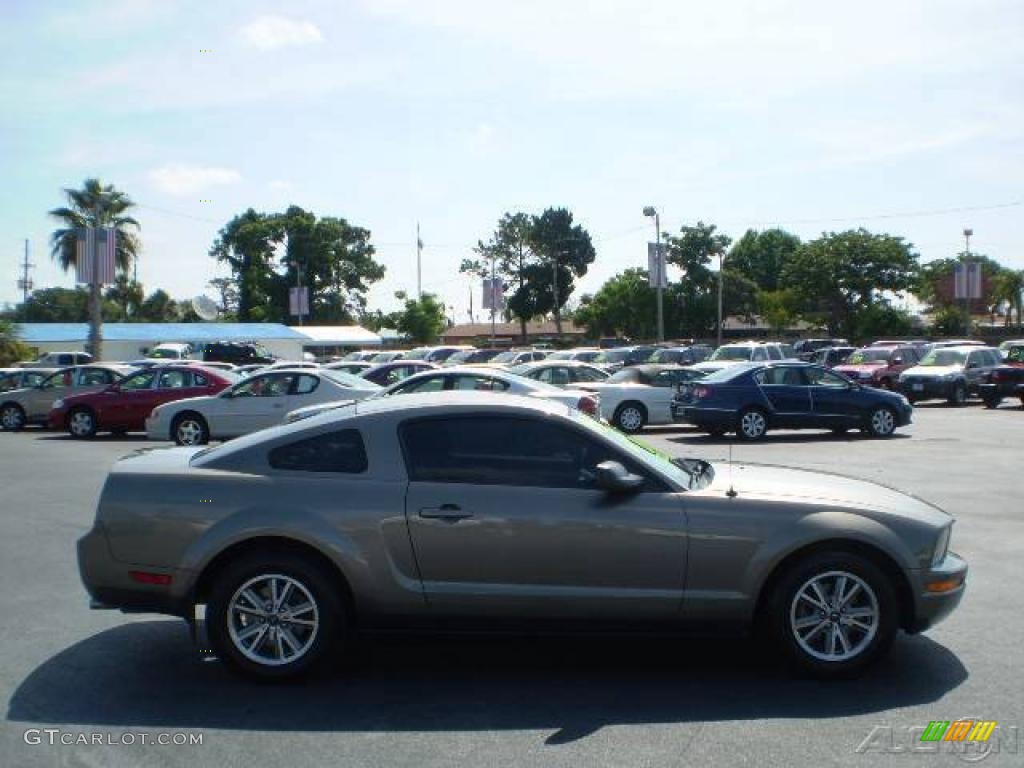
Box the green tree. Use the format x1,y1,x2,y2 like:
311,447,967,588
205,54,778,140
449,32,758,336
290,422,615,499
0,320,33,366
104,275,144,320
527,207,596,334
393,291,447,343
461,212,535,340
758,289,799,336
15,287,91,322
49,178,141,358
208,277,239,318
930,305,969,336
137,289,180,322
210,209,284,321
663,221,731,337
782,229,919,336
727,228,801,292
574,269,658,339
915,253,1005,314
992,269,1024,327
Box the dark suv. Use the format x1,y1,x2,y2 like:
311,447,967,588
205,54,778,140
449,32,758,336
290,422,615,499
200,341,275,366
898,346,1003,405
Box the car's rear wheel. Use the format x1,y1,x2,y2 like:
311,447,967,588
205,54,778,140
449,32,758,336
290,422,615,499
769,551,897,677
982,395,1002,409
172,412,209,446
67,407,98,438
864,406,896,438
613,402,647,433
948,381,967,406
0,403,26,431
737,407,768,440
206,552,346,681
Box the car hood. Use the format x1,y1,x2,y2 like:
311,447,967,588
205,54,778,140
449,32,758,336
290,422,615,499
693,360,746,372
704,463,951,525
901,364,962,378
152,393,220,414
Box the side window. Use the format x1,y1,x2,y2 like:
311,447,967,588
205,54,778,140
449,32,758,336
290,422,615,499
966,351,983,368
535,367,554,384
193,372,209,386
806,367,847,388
269,429,367,473
42,371,74,390
574,367,605,382
651,371,676,387
79,368,115,386
767,346,782,360
232,374,286,397
547,367,571,387
294,374,320,395
24,372,47,387
401,416,651,490
395,375,447,394
758,367,805,386
157,370,191,389
121,371,157,390
451,375,509,391
987,350,1001,366
752,347,767,361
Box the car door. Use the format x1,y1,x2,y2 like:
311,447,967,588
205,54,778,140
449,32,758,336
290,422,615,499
401,414,687,619
109,369,159,427
755,367,812,427
216,372,295,436
965,350,997,392
26,369,74,419
646,370,685,424
150,369,205,427
806,366,862,427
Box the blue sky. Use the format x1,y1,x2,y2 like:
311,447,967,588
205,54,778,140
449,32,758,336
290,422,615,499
2,0,1022,319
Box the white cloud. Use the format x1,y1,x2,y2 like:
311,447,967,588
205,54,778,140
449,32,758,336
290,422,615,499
268,179,293,191
149,164,241,196
239,15,323,50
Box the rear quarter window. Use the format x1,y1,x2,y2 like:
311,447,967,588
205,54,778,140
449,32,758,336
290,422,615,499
268,429,368,473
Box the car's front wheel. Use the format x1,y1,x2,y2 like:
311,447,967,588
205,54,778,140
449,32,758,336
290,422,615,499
0,403,26,431
172,412,209,446
769,551,897,677
206,552,346,681
864,406,896,437
948,381,967,406
67,407,98,438
982,395,1002,409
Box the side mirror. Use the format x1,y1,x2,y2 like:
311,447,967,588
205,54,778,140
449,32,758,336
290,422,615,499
966,361,978,370
891,357,903,365
594,461,645,494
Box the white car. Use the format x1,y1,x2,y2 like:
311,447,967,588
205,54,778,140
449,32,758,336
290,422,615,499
691,342,785,375
285,365,600,423
261,360,320,371
147,342,195,360
577,364,706,433
146,368,381,445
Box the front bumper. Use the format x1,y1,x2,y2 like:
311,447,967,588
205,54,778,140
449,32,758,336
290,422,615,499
906,551,968,633
899,377,955,400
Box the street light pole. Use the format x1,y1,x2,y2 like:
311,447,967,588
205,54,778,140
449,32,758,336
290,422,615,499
643,207,664,342
963,228,973,337
717,250,725,348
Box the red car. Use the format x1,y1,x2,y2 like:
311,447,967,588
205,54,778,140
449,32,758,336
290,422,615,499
49,364,236,438
833,344,922,390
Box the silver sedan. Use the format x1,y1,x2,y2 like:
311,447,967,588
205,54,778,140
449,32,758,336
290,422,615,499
79,393,966,681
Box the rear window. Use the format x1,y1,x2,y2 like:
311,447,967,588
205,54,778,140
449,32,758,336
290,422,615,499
268,429,368,473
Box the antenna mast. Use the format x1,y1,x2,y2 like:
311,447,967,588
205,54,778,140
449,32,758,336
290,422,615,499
17,239,34,304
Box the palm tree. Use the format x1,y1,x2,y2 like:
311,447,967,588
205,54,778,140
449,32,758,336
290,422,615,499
49,179,141,359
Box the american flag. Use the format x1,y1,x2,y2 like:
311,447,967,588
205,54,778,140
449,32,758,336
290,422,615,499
75,227,117,285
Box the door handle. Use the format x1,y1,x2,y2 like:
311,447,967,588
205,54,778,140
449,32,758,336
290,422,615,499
418,504,473,521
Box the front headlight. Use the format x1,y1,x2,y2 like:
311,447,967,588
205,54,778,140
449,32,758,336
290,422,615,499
52,399,65,409
932,525,952,566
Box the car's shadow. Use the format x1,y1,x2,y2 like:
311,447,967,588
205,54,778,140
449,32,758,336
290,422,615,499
665,431,912,446
7,621,967,743
35,433,151,442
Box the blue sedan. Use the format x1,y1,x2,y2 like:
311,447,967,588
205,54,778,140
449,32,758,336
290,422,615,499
672,361,913,440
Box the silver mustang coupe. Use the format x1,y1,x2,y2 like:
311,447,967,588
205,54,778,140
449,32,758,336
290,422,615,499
78,393,966,681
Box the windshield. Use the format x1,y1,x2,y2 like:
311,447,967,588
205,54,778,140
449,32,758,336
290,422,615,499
594,349,629,363
148,348,180,359
710,345,753,361
846,349,890,364
490,350,521,363
403,347,431,360
546,350,575,360
919,349,967,366
607,368,638,383
446,350,476,364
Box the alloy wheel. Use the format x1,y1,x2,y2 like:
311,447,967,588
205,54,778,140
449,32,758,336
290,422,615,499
789,570,879,662
69,410,95,437
176,418,205,445
739,410,766,439
1,405,25,430
617,405,644,433
869,407,895,436
227,574,320,667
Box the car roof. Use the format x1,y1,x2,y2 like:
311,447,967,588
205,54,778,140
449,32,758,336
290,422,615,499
515,359,598,369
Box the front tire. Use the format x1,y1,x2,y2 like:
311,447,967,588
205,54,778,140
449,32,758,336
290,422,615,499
864,406,896,438
948,381,967,407
0,403,26,431
736,407,768,440
613,402,647,433
982,395,1002,409
206,551,346,681
768,551,897,677
67,407,98,438
172,412,209,446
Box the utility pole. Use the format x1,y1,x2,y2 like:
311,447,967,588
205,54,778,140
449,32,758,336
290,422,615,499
290,260,305,326
552,248,561,336
416,222,423,299
716,249,725,348
17,239,34,305
964,228,973,337
490,253,497,347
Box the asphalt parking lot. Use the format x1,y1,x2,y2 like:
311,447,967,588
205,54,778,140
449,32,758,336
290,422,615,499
2,402,1022,767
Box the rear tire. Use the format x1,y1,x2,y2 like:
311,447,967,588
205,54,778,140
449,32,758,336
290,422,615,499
172,412,209,446
982,396,1001,409
613,402,647,433
768,550,898,677
206,551,346,682
67,407,98,439
736,407,768,440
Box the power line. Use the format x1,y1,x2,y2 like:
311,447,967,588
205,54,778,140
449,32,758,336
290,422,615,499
721,200,1023,228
